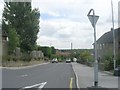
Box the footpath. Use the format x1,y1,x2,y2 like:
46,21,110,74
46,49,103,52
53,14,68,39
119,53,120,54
71,62,119,89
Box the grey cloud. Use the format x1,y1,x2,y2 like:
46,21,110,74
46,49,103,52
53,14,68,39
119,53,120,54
55,33,71,39
40,25,57,37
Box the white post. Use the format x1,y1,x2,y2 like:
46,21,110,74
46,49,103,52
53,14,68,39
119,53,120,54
87,9,99,87
93,10,98,87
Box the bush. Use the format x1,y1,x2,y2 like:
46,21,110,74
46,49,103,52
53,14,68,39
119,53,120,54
79,50,93,64
2,55,18,67
116,57,120,66
44,57,49,61
21,52,32,62
2,55,17,62
103,55,114,71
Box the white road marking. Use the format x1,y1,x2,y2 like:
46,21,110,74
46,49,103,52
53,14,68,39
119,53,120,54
20,82,47,90
38,82,47,88
75,72,80,89
21,74,28,77
71,63,80,89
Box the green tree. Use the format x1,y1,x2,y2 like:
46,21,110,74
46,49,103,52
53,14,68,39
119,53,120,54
2,2,40,52
51,47,56,54
103,55,114,71
37,46,50,58
80,50,93,63
37,46,56,59
8,28,19,54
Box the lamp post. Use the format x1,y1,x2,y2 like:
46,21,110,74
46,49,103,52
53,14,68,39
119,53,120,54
111,0,116,70
87,9,99,87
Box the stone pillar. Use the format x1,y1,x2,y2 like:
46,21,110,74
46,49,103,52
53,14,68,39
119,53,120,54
31,51,37,59
15,47,21,60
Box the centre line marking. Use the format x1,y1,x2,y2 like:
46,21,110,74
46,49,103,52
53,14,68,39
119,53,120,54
21,74,28,77
70,77,73,90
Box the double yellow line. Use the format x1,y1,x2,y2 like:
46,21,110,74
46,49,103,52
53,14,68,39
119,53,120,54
69,77,73,90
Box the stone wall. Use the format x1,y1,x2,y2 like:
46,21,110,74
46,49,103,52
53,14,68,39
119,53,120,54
2,40,8,56
31,50,44,59
2,42,44,61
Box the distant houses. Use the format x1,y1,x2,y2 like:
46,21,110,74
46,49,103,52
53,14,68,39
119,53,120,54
56,49,71,58
96,28,120,60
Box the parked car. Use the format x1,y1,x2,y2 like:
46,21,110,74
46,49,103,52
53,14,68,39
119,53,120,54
113,66,120,76
66,59,71,63
51,58,58,63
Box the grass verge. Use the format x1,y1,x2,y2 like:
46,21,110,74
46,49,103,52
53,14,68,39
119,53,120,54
2,59,48,67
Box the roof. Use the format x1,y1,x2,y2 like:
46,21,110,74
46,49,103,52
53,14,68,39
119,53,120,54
96,28,120,44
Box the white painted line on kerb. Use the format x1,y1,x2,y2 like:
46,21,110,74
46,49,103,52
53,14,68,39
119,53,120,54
71,63,80,89
3,63,49,70
20,82,47,90
75,71,80,89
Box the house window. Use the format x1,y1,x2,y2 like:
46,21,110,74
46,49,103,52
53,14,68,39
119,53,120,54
100,44,102,50
102,44,105,49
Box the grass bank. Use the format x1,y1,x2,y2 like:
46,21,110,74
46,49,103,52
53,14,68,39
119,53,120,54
1,59,48,67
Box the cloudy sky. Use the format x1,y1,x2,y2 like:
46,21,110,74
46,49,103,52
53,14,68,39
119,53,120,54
0,0,119,49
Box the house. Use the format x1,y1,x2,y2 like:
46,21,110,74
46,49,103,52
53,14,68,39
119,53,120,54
96,28,120,60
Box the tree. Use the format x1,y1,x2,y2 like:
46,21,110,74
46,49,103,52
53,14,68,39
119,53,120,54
8,28,19,54
103,55,114,71
2,2,40,52
38,47,51,58
51,47,56,54
79,50,93,63
37,46,56,59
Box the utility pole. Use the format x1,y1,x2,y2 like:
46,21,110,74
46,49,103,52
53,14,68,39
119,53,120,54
111,0,116,70
71,43,73,50
71,43,73,61
49,43,52,59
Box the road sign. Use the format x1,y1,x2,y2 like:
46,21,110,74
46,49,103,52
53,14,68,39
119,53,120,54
88,15,99,27
87,9,99,87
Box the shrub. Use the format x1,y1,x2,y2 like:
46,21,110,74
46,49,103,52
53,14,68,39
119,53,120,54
103,55,114,71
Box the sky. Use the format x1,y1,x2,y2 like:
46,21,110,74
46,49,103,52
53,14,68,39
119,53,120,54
0,0,119,49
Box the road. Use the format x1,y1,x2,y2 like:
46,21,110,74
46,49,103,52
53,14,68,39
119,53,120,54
2,63,77,90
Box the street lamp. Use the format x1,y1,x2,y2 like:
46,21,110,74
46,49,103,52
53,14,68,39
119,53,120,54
111,0,116,70
87,9,99,87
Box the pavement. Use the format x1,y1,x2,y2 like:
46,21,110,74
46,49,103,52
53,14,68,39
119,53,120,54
2,63,77,89
71,62,119,89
